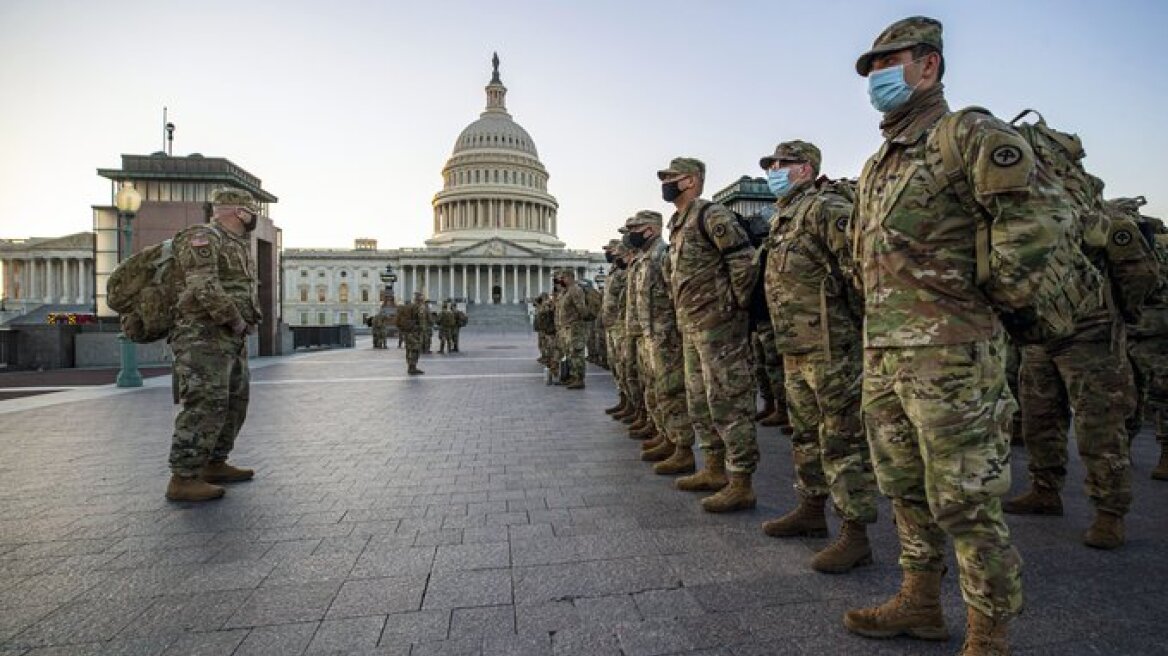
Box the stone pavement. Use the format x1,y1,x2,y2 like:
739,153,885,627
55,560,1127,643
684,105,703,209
0,330,1165,656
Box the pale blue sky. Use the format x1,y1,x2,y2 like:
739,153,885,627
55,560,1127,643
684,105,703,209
1,0,1165,250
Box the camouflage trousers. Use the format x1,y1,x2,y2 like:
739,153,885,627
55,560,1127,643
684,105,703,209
621,331,645,414
403,330,422,368
438,327,454,351
752,322,785,403
371,327,387,349
538,332,554,365
681,315,759,474
863,336,1022,620
783,345,877,523
1127,335,1168,444
606,328,625,396
422,328,433,352
558,323,586,385
1020,336,1134,515
169,323,250,477
451,327,461,351
641,330,690,447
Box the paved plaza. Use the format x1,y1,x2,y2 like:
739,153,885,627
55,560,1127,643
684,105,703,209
0,330,1166,656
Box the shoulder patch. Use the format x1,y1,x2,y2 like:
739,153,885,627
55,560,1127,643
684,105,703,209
990,145,1023,167
836,217,848,232
1113,230,1133,247
190,236,211,247
713,224,727,238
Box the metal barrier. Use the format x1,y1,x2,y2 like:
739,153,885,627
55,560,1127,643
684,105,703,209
290,325,354,350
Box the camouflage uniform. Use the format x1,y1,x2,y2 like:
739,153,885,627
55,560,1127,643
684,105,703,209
664,166,759,475
851,71,1024,617
762,141,876,526
437,304,457,353
420,305,434,353
555,275,588,387
601,246,630,399
1017,205,1157,515
1127,211,1168,455
452,306,467,352
535,294,558,368
168,196,261,478
370,312,388,349
396,295,426,372
751,321,785,410
626,213,689,447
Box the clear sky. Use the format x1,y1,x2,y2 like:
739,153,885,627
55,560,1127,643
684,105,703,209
1,0,1165,250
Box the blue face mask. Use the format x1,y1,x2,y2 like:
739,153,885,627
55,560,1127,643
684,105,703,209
868,63,916,113
767,167,793,197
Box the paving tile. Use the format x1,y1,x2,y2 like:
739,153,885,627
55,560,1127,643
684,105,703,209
423,569,513,609
232,621,318,656
224,582,342,628
448,605,515,638
160,629,249,656
433,542,510,572
305,616,385,653
326,576,427,618
377,610,450,644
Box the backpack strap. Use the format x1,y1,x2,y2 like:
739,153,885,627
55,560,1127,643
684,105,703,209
695,202,750,256
936,106,993,285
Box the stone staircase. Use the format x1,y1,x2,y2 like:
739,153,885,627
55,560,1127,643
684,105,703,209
464,302,533,331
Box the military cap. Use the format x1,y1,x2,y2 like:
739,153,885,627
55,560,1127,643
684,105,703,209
210,187,260,212
759,140,822,172
625,210,663,229
604,239,622,250
656,157,706,181
855,16,943,76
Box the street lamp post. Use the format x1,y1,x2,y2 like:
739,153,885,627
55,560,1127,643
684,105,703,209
114,181,143,388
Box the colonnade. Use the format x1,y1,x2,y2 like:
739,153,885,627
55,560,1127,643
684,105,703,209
395,262,588,304
434,199,556,235
0,256,93,305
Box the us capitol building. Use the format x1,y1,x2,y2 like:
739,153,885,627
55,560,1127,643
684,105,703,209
283,55,604,327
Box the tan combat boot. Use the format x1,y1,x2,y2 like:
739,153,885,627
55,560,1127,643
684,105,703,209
754,397,776,422
630,422,655,440
628,414,650,434
675,454,727,490
958,606,1009,656
200,461,255,484
605,396,627,416
1002,485,1063,516
843,569,949,641
759,404,791,429
641,439,674,463
1152,442,1168,480
762,495,828,538
700,473,757,513
616,406,639,423
641,432,666,451
1083,510,1125,549
654,446,696,475
166,475,225,502
811,520,873,573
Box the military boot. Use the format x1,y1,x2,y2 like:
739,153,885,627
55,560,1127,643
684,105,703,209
1002,485,1063,516
811,520,873,573
654,446,696,475
616,406,638,423
200,461,255,484
628,414,650,434
640,432,666,451
566,379,585,390
605,396,627,416
408,366,425,375
760,404,791,430
958,606,1009,656
166,475,225,502
843,570,950,641
675,454,726,490
754,397,776,422
629,422,655,440
641,439,675,463
700,473,757,513
762,495,828,538
1152,442,1168,480
1083,510,1125,549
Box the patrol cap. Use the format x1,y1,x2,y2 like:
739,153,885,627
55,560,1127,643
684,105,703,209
759,140,822,172
625,210,663,229
855,16,943,76
656,157,706,181
210,187,260,212
604,239,621,250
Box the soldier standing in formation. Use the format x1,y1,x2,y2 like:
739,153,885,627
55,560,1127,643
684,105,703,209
165,187,261,502
1125,201,1168,480
370,312,388,349
452,303,467,352
658,157,760,513
396,291,426,375
757,140,879,574
437,301,457,354
420,300,435,354
554,269,588,389
601,240,630,415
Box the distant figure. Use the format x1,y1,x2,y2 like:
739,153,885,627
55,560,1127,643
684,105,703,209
396,291,427,375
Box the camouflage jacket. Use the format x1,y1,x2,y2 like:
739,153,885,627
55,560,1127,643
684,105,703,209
854,87,1036,347
667,198,757,331
1071,209,1158,341
765,179,860,355
1131,216,1168,338
438,309,458,329
602,266,628,331
172,221,260,329
534,298,556,334
627,237,678,341
395,301,425,334
555,284,587,329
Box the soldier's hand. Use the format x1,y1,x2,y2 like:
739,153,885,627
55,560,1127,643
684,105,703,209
230,318,249,336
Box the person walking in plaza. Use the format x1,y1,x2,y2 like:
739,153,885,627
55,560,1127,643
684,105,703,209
658,157,760,513
554,269,588,389
756,140,878,574
845,17,1027,654
165,187,261,502
397,291,427,375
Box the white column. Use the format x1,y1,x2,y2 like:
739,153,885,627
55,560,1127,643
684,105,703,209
487,265,494,303
75,258,84,303
474,265,480,303
512,263,519,304
29,257,39,302
438,266,445,300
525,265,530,302
410,265,417,299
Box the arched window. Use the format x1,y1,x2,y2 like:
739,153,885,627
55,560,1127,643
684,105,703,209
317,286,327,302
299,287,308,302
339,283,349,303
361,288,370,302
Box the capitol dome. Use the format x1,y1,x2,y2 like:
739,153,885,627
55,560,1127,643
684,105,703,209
427,54,563,250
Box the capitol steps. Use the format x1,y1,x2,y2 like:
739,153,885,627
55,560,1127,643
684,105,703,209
464,303,533,332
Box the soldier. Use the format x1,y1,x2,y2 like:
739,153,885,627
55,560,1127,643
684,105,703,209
554,269,588,389
844,17,1024,653
534,293,554,367
602,240,631,416
658,157,760,513
420,301,435,354
437,300,457,354
1005,196,1158,549
1124,204,1168,480
165,187,261,502
755,140,878,574
452,302,467,352
623,231,657,441
370,312,387,349
396,291,426,375
623,211,694,471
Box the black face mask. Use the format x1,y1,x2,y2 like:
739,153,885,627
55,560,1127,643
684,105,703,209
661,180,683,202
604,252,614,264
627,231,648,249
615,259,628,270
